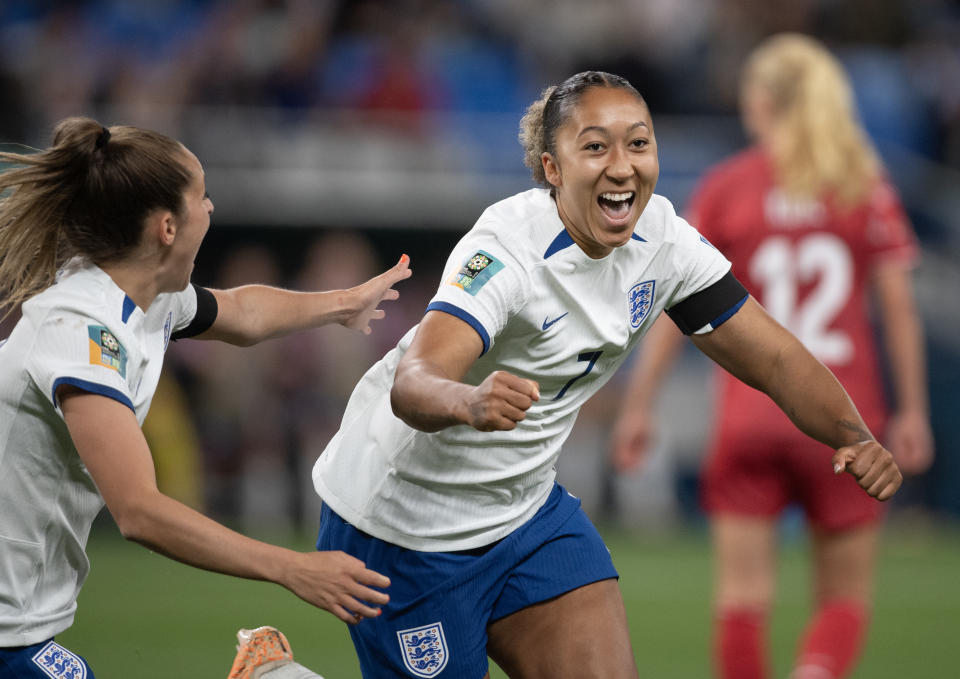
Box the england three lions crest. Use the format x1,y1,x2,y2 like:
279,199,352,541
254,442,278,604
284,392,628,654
397,622,449,676
31,641,87,679
628,280,656,328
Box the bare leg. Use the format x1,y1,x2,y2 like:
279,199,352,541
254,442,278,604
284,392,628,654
711,515,778,679
712,514,778,611
486,578,638,679
809,524,878,606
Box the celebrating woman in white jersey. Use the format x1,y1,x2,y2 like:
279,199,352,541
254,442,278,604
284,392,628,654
611,34,932,679
0,117,410,678
312,71,903,678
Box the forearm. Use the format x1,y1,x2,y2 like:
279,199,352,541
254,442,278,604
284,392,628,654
391,358,474,432
694,301,901,499
210,285,354,345
885,314,928,415
64,393,393,621
763,339,874,449
389,310,537,433
204,255,410,345
620,315,685,411
693,299,873,451
115,489,296,586
877,277,929,417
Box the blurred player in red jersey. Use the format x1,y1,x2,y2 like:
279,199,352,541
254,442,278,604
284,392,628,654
611,34,933,679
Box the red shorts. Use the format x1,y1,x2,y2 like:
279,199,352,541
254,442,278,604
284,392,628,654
701,422,885,532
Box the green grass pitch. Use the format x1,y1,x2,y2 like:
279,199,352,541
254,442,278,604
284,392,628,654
59,521,960,678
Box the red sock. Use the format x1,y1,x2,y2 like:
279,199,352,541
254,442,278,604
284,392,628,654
715,607,768,679
793,599,868,678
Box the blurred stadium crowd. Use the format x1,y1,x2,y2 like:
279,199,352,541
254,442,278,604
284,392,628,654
1,0,958,530
2,0,960,160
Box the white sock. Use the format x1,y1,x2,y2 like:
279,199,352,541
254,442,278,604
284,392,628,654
258,661,325,679
790,665,834,679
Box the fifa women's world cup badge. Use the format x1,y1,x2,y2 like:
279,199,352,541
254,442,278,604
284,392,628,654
447,250,504,296
397,622,449,677
87,325,128,377
628,280,656,329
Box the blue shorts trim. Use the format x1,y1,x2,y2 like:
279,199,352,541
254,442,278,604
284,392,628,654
316,482,618,678
0,639,95,679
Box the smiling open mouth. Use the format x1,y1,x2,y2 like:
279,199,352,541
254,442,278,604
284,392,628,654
598,191,635,220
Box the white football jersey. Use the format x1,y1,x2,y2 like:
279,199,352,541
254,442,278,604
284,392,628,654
313,188,732,551
0,259,198,646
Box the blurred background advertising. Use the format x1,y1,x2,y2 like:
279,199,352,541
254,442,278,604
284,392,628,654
2,0,958,532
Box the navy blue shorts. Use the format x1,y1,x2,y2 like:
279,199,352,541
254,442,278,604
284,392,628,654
316,482,618,678
0,640,95,679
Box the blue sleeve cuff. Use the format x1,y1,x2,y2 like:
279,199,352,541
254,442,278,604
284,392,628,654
424,302,491,355
709,293,749,330
52,377,135,413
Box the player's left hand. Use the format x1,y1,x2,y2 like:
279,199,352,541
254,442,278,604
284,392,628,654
832,440,902,501
886,409,934,475
610,408,656,473
283,550,391,625
342,254,412,334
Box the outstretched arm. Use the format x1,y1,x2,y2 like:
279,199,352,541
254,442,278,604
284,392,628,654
610,315,686,473
872,261,934,474
197,254,411,346
390,310,539,433
61,388,390,624
691,297,902,500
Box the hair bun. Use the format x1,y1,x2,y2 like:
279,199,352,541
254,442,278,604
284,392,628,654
95,127,111,149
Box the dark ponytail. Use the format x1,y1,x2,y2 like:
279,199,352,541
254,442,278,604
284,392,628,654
0,117,190,317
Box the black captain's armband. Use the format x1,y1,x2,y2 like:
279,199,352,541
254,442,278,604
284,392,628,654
665,271,748,335
171,285,218,341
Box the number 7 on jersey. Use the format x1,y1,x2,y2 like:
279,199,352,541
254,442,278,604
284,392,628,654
553,351,603,401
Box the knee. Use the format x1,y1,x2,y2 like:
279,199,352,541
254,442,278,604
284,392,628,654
714,575,775,614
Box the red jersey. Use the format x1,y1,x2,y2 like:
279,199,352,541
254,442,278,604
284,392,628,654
689,148,918,441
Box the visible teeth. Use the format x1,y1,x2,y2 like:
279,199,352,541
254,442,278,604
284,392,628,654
600,192,634,202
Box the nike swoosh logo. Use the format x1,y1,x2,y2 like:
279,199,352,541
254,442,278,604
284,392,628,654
541,312,569,331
